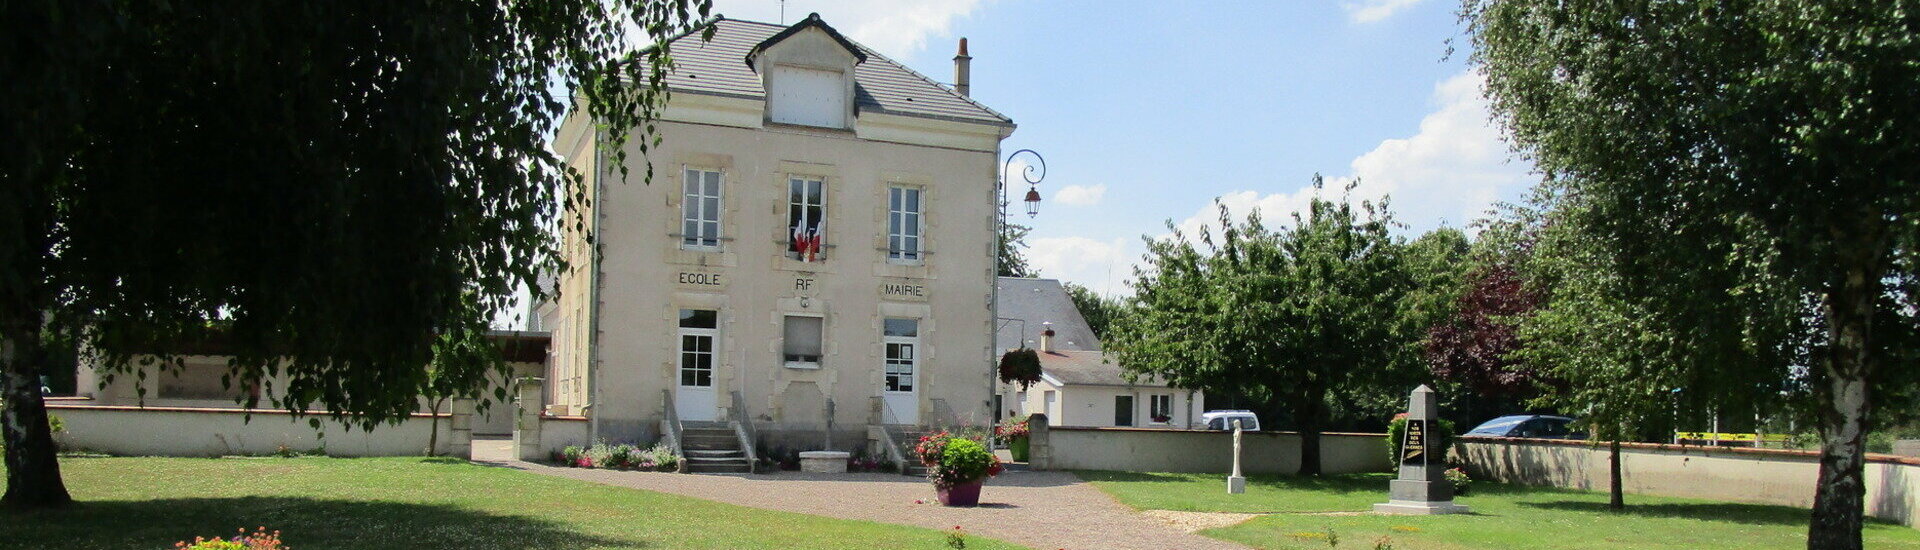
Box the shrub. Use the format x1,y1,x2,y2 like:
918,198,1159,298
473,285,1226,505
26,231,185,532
559,445,585,467
914,429,990,467
1386,413,1455,465
173,527,286,550
48,414,64,434
993,416,1029,443
606,444,635,468
1444,467,1472,495
645,443,679,472
584,442,615,468
929,438,1002,489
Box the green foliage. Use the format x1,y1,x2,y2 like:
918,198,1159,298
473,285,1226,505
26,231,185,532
1465,2,1920,541
1443,467,1471,495
931,438,999,488
1063,282,1125,341
998,223,1038,278
996,349,1042,391
2,0,713,505
1385,415,1454,466
1400,228,1472,346
46,414,62,435
1107,177,1425,474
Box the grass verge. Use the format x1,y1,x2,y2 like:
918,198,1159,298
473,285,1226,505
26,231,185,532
1,456,1022,550
1075,470,1920,549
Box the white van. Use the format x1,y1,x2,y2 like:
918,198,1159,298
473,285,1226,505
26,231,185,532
1199,410,1261,431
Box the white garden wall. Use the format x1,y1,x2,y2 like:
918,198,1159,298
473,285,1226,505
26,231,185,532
1033,422,1391,475
1458,436,1920,528
49,402,459,458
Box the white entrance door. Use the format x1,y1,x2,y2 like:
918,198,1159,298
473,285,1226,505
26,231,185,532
677,309,719,422
882,318,920,425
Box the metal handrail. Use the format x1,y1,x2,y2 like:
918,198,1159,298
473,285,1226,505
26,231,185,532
730,390,758,474
881,426,914,475
661,389,686,473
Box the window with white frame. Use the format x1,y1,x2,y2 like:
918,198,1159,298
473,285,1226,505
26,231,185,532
681,168,722,249
887,186,922,262
678,309,718,387
782,315,823,368
787,176,826,261
883,318,919,392
1149,394,1173,424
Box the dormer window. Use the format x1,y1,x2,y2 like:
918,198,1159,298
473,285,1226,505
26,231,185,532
746,13,866,130
768,65,848,128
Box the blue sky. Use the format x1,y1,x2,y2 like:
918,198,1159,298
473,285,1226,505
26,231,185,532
710,0,1538,296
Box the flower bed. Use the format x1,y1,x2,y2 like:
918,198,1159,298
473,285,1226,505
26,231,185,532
554,442,679,472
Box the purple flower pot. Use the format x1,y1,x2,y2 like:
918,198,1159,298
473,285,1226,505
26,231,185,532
937,481,983,506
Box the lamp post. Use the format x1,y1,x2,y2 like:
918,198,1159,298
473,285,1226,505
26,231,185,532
990,149,1044,449
1003,149,1046,222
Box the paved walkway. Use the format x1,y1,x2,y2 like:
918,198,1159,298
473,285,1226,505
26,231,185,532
472,438,1248,550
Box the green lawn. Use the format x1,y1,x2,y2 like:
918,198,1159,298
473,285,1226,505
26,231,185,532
1076,470,1920,550
1,456,1020,550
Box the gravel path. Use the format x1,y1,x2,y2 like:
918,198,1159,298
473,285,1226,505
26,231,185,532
472,438,1248,550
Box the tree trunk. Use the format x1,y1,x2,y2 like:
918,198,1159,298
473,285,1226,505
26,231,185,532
1295,391,1324,476
427,397,444,457
1609,439,1624,510
1,322,73,508
1807,248,1880,550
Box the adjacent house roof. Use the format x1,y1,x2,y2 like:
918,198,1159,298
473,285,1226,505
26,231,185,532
1035,350,1174,388
664,17,1014,127
995,277,1101,353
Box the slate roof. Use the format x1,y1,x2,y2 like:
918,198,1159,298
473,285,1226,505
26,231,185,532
664,17,1014,127
995,277,1101,353
1035,350,1173,388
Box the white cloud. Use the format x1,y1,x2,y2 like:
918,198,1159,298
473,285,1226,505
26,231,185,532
709,0,984,57
1170,70,1530,242
1052,184,1107,206
1343,0,1427,23
1028,236,1137,298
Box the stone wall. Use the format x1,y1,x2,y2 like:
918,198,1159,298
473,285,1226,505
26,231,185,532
1026,413,1392,474
48,401,463,457
1457,436,1920,528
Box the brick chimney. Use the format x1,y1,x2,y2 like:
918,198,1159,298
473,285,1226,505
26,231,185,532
953,38,972,97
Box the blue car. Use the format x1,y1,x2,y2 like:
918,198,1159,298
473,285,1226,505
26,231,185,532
1466,415,1587,440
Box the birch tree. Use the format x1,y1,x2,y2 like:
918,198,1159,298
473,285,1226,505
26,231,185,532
1464,2,1920,545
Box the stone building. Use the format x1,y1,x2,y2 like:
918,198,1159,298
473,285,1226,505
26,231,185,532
543,14,1015,453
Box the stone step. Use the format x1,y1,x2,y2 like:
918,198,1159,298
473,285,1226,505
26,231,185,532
685,449,742,458
682,428,736,437
683,445,740,453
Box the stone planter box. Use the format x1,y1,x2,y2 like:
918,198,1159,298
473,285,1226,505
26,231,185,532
799,451,850,473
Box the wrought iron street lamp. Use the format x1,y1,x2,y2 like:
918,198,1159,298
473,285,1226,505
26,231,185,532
1004,149,1046,220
